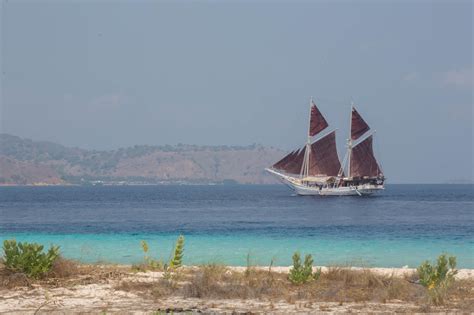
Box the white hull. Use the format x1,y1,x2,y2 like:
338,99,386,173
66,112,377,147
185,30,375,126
293,183,384,196
266,168,384,196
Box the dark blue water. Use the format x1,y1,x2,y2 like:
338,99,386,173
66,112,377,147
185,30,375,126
0,184,473,267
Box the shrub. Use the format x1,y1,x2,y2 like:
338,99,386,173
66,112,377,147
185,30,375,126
169,235,185,269
2,240,60,279
288,252,320,285
417,254,458,305
48,257,79,278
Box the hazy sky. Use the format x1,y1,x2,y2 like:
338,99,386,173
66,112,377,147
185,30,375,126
1,0,472,183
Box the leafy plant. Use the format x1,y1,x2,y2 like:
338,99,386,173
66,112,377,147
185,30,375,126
138,236,185,272
417,254,458,305
288,252,320,285
169,235,185,269
2,239,60,279
139,240,163,270
141,240,149,254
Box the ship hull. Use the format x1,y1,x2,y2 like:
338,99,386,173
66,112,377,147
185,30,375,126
266,168,384,196
291,181,383,196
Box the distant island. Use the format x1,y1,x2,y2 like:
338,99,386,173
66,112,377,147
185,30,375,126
0,134,285,186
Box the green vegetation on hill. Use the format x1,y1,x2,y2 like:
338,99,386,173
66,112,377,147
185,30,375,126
0,133,283,185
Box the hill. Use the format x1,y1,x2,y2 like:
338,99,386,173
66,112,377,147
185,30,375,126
0,134,285,185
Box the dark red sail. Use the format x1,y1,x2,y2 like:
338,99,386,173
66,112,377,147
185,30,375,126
350,135,382,177
351,107,370,140
272,149,297,170
309,101,329,137
308,131,343,176
273,147,306,175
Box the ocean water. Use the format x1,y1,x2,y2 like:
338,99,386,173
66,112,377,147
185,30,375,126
0,184,473,268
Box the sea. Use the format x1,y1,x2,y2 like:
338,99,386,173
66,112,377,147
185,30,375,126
0,184,473,268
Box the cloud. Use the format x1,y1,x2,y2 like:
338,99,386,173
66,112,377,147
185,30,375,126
441,67,473,89
89,93,125,109
402,72,419,82
448,104,473,122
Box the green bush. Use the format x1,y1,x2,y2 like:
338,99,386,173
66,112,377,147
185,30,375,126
288,252,320,285
417,254,458,305
137,236,185,272
2,239,60,279
169,235,185,269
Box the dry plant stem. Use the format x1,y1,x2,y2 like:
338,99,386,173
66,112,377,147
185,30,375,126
33,299,52,315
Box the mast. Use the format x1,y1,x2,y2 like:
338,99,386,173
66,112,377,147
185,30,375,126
347,101,353,178
301,96,313,178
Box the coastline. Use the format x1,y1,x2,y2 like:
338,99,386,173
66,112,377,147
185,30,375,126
1,264,473,313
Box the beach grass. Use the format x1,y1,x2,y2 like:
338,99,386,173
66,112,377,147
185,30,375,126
112,263,473,311
116,264,417,302
1,259,473,313
1,239,472,313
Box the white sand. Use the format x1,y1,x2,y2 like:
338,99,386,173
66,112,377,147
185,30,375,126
1,266,472,314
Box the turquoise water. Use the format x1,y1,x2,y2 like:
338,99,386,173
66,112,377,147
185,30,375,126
1,185,473,267
7,233,472,268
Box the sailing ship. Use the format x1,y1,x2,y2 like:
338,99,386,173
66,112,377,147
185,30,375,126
266,97,385,196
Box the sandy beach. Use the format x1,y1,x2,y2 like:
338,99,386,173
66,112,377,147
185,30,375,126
1,264,473,314
230,266,474,280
